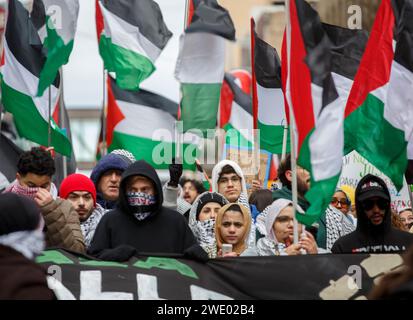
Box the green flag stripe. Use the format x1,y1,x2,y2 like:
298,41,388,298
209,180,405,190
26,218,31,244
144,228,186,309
1,80,72,156
99,35,155,91
344,93,407,190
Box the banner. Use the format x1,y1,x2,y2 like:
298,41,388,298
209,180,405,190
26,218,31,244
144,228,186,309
339,150,411,211
37,249,404,300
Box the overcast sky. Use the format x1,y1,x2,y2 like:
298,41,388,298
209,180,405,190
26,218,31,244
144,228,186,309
63,0,185,109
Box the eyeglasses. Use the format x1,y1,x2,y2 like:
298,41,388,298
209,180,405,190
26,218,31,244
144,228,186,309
218,176,241,185
331,198,349,207
275,216,294,224
362,198,389,211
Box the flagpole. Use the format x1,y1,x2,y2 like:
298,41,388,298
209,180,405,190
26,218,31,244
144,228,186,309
48,86,52,148
102,67,107,156
285,0,299,245
60,68,67,179
281,119,288,162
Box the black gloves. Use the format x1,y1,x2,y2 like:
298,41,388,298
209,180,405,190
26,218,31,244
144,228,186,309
168,158,183,188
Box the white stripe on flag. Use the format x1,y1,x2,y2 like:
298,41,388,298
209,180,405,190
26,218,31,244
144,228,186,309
175,32,225,84
1,40,59,121
257,83,286,126
99,2,161,62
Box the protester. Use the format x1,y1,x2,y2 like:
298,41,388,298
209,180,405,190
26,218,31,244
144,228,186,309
0,193,55,299
398,207,413,231
392,210,407,231
59,174,106,248
332,174,413,253
211,160,256,248
90,150,135,210
4,147,85,253
163,161,206,219
188,192,228,258
255,154,313,240
212,160,249,206
89,160,199,261
340,185,358,226
214,203,257,257
256,199,321,256
316,190,356,250
271,154,310,210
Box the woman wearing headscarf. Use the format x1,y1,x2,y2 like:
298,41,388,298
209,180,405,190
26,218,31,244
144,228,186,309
188,192,228,258
256,199,320,256
214,203,257,257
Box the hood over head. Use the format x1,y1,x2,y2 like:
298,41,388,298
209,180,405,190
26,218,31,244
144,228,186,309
211,159,248,197
118,160,163,219
355,174,392,234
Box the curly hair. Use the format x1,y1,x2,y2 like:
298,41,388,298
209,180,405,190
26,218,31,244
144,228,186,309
179,177,206,194
17,147,55,177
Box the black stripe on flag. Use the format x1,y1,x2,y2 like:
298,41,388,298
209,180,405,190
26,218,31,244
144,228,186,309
186,0,236,41
0,133,23,183
6,0,60,87
295,0,338,109
224,73,252,115
323,23,368,80
6,0,45,78
109,77,178,118
392,0,413,73
253,30,282,89
31,0,47,32
101,0,172,50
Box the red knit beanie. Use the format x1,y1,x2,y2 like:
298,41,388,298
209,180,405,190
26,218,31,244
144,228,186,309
59,174,97,206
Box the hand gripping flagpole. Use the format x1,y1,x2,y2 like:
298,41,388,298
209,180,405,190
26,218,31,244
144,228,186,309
285,0,299,245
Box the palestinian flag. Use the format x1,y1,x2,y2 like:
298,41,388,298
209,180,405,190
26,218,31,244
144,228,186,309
175,0,235,136
344,0,413,190
31,0,79,97
284,0,340,225
251,18,290,155
222,72,254,147
0,0,71,156
96,0,172,91
105,77,199,169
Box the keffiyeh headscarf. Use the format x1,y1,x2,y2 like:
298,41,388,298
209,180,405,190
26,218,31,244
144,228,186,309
325,204,355,250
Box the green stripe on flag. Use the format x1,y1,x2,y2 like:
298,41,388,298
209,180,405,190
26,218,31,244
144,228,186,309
1,80,72,156
180,83,221,136
298,131,340,226
344,93,407,190
109,131,197,170
258,121,290,154
37,17,74,96
99,35,155,91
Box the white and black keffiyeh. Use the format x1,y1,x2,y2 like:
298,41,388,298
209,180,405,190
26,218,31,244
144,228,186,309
325,205,356,251
0,230,45,260
81,204,106,248
256,237,287,256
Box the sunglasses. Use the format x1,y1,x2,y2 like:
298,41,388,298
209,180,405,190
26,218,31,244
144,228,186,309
362,198,389,211
331,198,349,207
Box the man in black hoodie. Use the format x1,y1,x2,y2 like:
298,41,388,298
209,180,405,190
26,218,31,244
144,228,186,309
89,160,198,260
332,174,413,253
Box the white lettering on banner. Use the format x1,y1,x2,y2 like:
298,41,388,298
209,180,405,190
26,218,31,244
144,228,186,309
47,276,76,300
190,285,233,300
136,274,164,300
79,271,133,300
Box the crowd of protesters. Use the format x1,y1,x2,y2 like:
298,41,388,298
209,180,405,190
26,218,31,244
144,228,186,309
2,147,413,299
